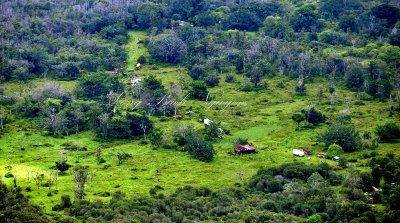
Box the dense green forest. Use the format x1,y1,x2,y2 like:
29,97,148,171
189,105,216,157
0,0,400,222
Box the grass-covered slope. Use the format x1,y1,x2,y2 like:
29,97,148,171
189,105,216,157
0,31,399,213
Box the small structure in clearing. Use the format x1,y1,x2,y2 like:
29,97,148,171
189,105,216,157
203,118,213,126
235,145,256,155
185,111,195,115
293,149,304,157
105,69,119,75
317,152,328,159
131,75,141,86
333,156,340,161
172,115,183,120
303,148,312,155
136,63,142,70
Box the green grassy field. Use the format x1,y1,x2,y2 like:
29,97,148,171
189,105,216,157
0,31,399,213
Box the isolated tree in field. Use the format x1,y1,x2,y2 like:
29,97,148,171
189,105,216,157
185,134,216,162
173,125,197,147
318,125,361,152
116,152,132,164
73,165,89,200
56,150,71,173
305,106,325,124
205,122,223,139
189,81,209,101
292,113,305,129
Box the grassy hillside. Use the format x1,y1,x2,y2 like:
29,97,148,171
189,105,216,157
0,30,399,214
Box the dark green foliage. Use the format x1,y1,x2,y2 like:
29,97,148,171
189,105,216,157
148,34,187,64
389,32,400,46
94,113,152,140
185,135,215,162
173,125,197,147
189,64,207,80
75,73,123,100
225,2,282,31
142,75,164,91
55,160,71,173
136,3,168,30
0,181,51,222
338,14,359,33
150,128,163,147
304,107,325,124
346,66,365,90
52,195,72,211
375,122,400,142
295,83,307,95
291,5,320,32
116,152,132,164
371,4,400,28
263,16,291,39
225,73,235,83
318,30,351,45
0,55,13,81
291,113,305,128
205,122,223,139
137,55,147,64
318,125,361,152
189,81,209,100
204,75,220,87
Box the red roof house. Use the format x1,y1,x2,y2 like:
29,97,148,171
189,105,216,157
235,145,256,154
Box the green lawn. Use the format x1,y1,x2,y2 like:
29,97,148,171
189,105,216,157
0,31,399,213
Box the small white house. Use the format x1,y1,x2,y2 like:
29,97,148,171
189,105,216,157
333,156,340,161
292,149,304,157
204,118,213,126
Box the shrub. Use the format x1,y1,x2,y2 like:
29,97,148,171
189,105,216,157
295,83,307,95
345,66,365,91
189,81,209,100
318,125,361,152
375,122,400,142
189,65,206,80
185,136,216,162
137,55,146,64
327,144,344,157
204,75,220,87
55,160,71,173
305,106,325,124
225,74,235,83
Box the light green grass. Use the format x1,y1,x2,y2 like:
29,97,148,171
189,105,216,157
124,31,151,69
